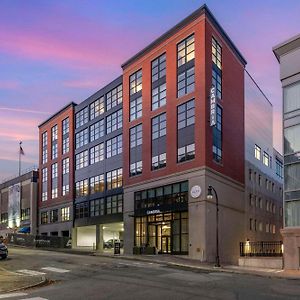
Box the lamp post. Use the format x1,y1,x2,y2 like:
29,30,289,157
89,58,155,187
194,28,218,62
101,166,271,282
207,185,220,267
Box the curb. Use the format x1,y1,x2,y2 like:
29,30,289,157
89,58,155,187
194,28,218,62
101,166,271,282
2,276,48,294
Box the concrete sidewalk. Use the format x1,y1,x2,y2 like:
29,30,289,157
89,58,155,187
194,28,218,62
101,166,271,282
0,267,46,293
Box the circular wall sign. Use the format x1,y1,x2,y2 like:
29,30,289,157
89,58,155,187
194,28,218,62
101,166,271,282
190,185,202,198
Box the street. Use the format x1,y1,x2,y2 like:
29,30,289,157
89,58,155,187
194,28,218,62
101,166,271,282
0,248,299,300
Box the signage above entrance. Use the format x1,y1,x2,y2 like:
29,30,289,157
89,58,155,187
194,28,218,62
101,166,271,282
190,185,202,199
146,209,161,215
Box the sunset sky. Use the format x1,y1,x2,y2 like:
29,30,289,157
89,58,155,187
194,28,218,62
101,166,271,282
0,0,299,181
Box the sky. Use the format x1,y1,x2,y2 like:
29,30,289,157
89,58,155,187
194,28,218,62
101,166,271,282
0,0,299,182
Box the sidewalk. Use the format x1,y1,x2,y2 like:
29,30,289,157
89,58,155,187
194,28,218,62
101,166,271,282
0,267,46,293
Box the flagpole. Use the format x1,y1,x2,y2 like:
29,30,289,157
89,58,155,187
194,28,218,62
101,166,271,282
19,141,22,177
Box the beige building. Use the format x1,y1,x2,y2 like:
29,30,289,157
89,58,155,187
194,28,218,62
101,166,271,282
274,34,300,270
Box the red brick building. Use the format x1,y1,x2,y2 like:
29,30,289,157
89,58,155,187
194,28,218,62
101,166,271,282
38,102,76,237
122,5,247,263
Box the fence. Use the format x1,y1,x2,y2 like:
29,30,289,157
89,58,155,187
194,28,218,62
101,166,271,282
7,233,71,249
240,241,283,257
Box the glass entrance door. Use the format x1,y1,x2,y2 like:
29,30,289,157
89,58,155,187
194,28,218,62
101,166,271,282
148,221,171,254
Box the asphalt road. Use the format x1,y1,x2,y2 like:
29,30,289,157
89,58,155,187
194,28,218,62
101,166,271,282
1,247,300,300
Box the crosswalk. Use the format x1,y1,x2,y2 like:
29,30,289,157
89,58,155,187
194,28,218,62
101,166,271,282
0,267,71,300
0,293,47,300
15,267,70,276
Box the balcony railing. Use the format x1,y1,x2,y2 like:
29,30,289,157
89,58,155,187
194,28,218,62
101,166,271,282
240,241,283,257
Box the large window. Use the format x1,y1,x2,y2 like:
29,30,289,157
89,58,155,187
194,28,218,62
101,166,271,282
152,53,166,83
130,70,142,95
177,100,195,163
52,143,58,160
62,158,70,196
90,143,104,164
152,83,166,110
130,161,143,177
107,194,123,214
177,67,195,98
106,135,122,158
106,85,122,111
263,152,270,167
212,69,222,99
50,209,58,223
106,168,123,190
41,212,48,224
130,124,143,176
76,128,89,149
75,179,89,197
42,131,48,164
106,109,122,134
177,35,195,67
76,107,88,128
75,202,89,219
90,97,105,120
75,150,88,169
42,167,47,201
285,163,300,191
61,207,70,222
254,144,261,160
90,119,105,142
62,136,69,154
177,100,195,129
212,37,222,69
152,113,166,139
284,124,300,155
90,174,105,194
213,105,222,162
130,124,142,148
130,96,142,121
52,125,58,141
90,198,105,217
62,118,69,135
152,113,166,170
283,82,300,114
51,163,58,199
276,158,283,179
178,144,195,163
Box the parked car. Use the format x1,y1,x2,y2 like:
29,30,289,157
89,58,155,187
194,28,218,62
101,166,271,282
103,239,123,249
0,242,8,259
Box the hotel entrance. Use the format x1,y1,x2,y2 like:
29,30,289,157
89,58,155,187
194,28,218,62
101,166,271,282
148,219,171,254
134,181,189,255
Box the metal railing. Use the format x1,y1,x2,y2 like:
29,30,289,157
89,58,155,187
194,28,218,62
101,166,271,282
240,241,283,257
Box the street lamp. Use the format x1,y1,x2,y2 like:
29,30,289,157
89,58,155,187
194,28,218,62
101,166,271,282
207,185,220,267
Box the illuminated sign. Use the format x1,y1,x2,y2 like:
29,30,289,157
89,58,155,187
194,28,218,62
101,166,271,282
146,209,161,215
210,86,217,127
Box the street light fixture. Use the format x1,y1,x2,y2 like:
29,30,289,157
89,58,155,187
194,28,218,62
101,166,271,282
207,185,220,267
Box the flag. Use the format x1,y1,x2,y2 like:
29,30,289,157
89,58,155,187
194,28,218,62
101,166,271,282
19,144,25,155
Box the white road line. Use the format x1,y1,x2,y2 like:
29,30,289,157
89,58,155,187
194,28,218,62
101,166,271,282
41,267,70,273
0,292,27,299
20,298,48,300
16,269,46,276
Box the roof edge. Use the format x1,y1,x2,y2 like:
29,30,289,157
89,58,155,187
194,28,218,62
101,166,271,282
38,102,77,128
121,4,247,69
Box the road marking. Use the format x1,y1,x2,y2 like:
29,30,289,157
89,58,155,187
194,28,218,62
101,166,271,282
0,292,27,299
41,267,70,273
20,298,48,300
16,269,46,276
